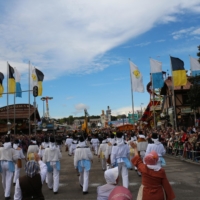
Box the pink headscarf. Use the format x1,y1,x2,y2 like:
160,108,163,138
108,186,133,200
144,151,158,165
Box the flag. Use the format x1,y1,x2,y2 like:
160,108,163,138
8,64,16,93
14,67,22,97
190,56,200,76
150,58,164,89
31,66,44,96
129,61,144,92
170,56,187,86
0,72,4,97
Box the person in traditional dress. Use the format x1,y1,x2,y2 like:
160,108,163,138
0,136,18,200
69,135,78,156
90,134,100,155
14,153,47,200
130,142,175,200
27,137,39,161
74,136,93,194
13,139,26,186
97,167,119,200
43,137,62,194
105,134,116,169
136,131,148,176
108,186,133,200
111,132,131,188
98,136,108,171
145,133,166,166
38,137,49,159
65,134,73,152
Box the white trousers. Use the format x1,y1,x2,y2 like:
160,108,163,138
101,158,106,170
79,167,89,192
47,162,60,192
13,164,21,183
118,162,129,188
92,145,98,155
129,154,134,169
0,161,13,198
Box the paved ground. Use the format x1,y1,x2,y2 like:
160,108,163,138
1,147,200,200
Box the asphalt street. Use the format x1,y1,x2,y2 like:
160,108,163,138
0,147,200,200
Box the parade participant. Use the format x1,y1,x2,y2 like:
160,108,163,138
135,131,148,176
97,167,119,200
74,136,93,194
65,134,73,152
14,153,47,200
0,136,18,200
108,186,133,200
145,133,166,166
98,136,108,171
56,134,63,152
27,137,39,160
38,137,49,159
130,142,175,200
43,137,62,194
111,132,131,188
69,135,78,156
105,134,116,169
13,139,26,186
90,134,100,155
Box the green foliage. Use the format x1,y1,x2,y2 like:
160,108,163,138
197,45,200,63
187,75,200,110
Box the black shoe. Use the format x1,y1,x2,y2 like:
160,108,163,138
5,197,10,200
80,184,83,188
13,183,16,186
49,188,53,190
54,192,58,194
83,191,88,195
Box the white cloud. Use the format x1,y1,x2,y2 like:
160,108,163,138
66,96,74,100
74,103,89,114
172,27,200,40
191,28,200,35
0,0,199,79
135,42,151,47
112,106,143,116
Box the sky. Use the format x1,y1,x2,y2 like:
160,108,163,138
0,0,200,119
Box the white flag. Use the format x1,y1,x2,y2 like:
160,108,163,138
190,56,200,76
31,65,38,89
129,61,144,92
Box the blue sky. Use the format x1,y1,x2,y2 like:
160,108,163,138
0,0,200,118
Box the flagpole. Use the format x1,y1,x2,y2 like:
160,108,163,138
169,56,177,130
14,90,16,135
29,61,31,135
129,58,135,128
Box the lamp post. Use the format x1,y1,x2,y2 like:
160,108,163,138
41,97,46,118
7,121,11,134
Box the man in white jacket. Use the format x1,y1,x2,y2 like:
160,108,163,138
0,136,18,200
98,136,108,171
74,136,93,195
43,137,62,194
111,132,131,189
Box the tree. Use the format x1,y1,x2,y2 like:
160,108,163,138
197,45,200,63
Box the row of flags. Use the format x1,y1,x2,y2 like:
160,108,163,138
0,64,44,98
129,56,200,92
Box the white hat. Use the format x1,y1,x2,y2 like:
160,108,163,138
104,167,119,184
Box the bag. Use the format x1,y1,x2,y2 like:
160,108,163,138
17,159,22,168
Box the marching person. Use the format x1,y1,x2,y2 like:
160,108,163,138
145,133,166,166
74,136,93,194
14,153,47,200
38,137,49,160
136,130,148,176
130,142,175,200
111,132,131,188
65,134,73,152
0,136,18,200
27,137,39,161
98,136,108,171
13,139,26,186
90,134,100,155
69,135,78,156
43,137,62,194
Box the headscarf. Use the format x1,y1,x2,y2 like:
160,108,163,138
144,151,161,171
108,186,133,200
25,161,40,178
104,167,119,184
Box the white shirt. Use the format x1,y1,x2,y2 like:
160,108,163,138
145,141,166,157
91,138,99,146
14,160,47,200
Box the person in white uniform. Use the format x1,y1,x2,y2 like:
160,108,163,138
12,139,26,186
111,132,131,189
65,134,73,152
0,136,18,200
145,133,166,166
38,137,49,159
74,136,93,195
90,134,99,155
97,167,119,200
27,137,39,161
98,136,108,171
43,137,62,194
69,135,78,156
